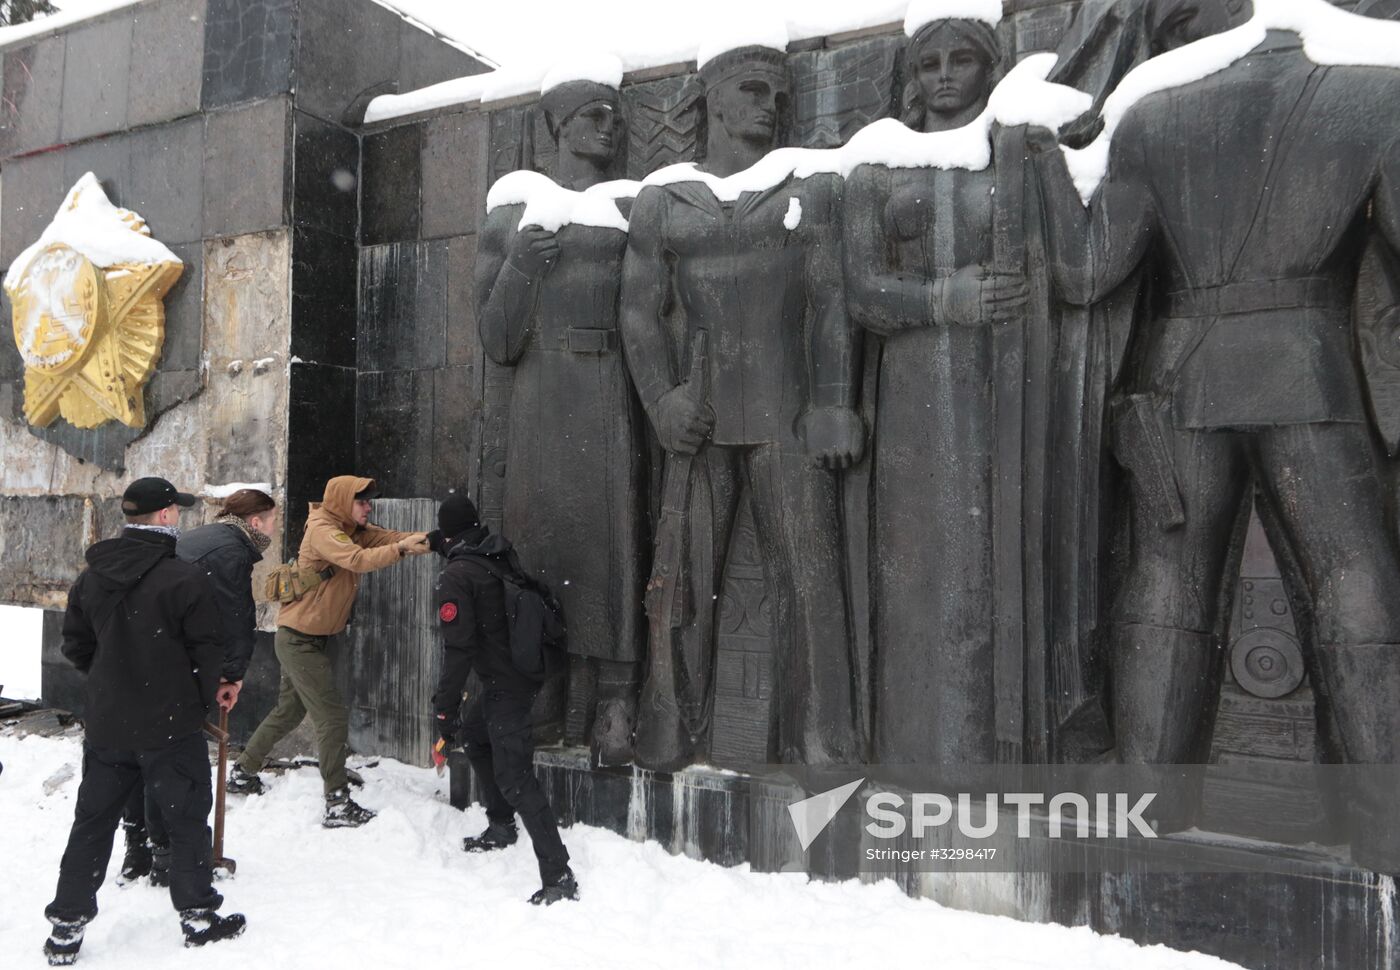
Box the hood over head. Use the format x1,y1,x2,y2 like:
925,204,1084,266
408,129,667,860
315,475,375,531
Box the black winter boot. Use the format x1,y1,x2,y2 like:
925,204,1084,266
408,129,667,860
180,909,247,947
117,828,152,885
462,819,518,853
42,915,88,966
322,787,375,828
227,764,266,796
528,867,580,906
148,842,171,887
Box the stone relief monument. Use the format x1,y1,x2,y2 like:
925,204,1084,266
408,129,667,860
474,59,649,766
7,174,183,429
470,0,1400,888
1034,0,1400,868
843,2,1028,766
620,31,865,770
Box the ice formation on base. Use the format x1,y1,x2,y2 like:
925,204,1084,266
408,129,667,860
4,173,182,290
486,170,640,232
1063,0,1400,202
903,0,1003,34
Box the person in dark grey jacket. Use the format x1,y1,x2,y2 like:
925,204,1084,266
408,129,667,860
177,488,278,707
118,488,277,888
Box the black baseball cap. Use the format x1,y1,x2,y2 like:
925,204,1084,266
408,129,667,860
121,477,198,515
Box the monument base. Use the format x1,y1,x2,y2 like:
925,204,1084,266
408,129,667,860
448,748,1398,970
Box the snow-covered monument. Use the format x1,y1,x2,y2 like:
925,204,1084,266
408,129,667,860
4,0,1400,966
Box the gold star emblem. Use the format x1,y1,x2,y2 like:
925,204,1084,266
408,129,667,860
7,177,183,429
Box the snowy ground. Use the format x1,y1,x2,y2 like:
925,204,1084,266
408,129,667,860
0,734,1244,970
0,604,43,700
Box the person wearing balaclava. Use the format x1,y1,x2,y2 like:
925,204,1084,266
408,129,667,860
428,493,579,905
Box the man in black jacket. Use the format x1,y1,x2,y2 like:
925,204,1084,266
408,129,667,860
430,494,578,905
43,477,246,965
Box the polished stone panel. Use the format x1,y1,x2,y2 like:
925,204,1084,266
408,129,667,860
432,365,473,495
294,0,399,125
444,233,479,368
291,225,357,368
202,97,290,237
126,116,204,244
0,150,65,268
60,16,132,142
201,0,294,110
0,36,65,158
419,110,488,240
128,0,206,127
360,124,421,245
292,111,358,238
357,241,446,372
356,368,434,498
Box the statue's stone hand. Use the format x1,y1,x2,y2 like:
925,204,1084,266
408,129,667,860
652,384,714,455
506,225,561,278
799,406,866,470
939,266,1028,327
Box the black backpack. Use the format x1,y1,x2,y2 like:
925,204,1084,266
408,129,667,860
467,555,567,682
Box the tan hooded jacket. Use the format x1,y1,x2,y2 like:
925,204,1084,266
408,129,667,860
277,475,416,636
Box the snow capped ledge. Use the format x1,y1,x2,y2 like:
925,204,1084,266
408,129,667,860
0,0,148,53
363,6,910,125
1062,0,1400,202
486,170,639,232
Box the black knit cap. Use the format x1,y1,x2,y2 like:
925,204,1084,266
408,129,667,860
438,493,480,538
122,476,197,516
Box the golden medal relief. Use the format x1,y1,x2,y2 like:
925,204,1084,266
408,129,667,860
6,172,184,429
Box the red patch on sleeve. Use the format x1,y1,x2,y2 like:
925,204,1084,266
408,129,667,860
439,601,458,623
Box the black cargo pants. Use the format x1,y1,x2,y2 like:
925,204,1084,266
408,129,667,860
461,684,570,883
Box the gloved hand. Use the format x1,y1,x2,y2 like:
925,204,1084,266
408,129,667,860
397,534,432,557
435,712,461,743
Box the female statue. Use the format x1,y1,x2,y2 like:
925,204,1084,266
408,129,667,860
475,61,648,765
843,0,1028,764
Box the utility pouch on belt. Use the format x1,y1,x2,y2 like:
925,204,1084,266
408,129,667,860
1109,393,1186,532
263,561,335,604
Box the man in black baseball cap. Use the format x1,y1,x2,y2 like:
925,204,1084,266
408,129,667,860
43,476,245,963
119,476,198,516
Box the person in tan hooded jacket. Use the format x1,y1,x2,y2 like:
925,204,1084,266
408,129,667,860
229,475,430,827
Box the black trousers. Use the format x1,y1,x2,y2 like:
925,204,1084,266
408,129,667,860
461,684,570,883
47,732,220,920
121,781,169,847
